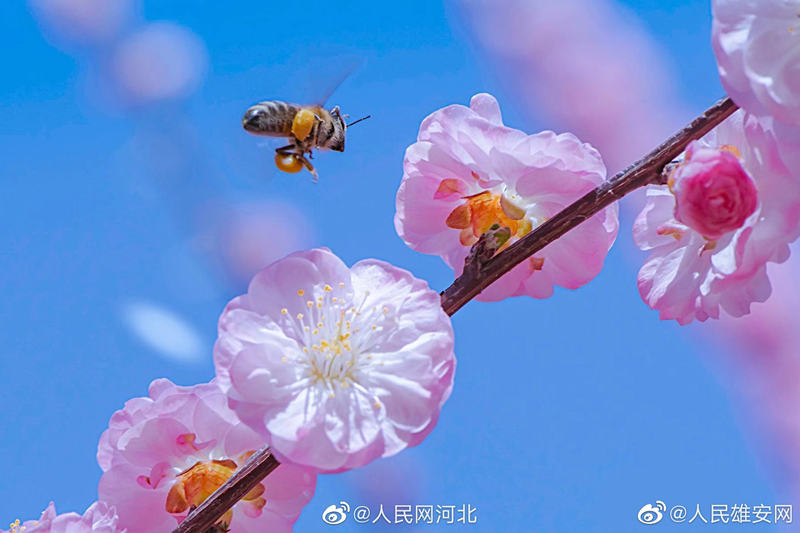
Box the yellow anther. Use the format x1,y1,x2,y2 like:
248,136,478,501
281,356,288,362
307,301,313,308
331,297,338,303
317,302,322,309
339,282,345,288
383,306,389,313
297,313,304,319
313,329,319,335
297,289,305,296
324,284,333,292
304,326,310,331
329,393,335,398
281,308,288,315
317,322,323,328
372,325,377,330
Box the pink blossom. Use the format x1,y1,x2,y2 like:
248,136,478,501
214,248,456,473
2,502,122,533
712,0,800,125
670,143,758,240
634,111,800,324
110,22,207,105
97,379,316,533
395,93,618,301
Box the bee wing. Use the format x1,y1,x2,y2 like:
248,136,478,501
308,57,363,107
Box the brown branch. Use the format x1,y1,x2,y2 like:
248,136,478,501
172,95,737,533
172,446,280,533
440,96,738,315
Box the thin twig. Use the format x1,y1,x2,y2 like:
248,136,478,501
440,96,738,315
173,446,280,533
173,96,738,533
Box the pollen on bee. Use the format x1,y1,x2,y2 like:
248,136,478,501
291,108,317,142
274,153,304,174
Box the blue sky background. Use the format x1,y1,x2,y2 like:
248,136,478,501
0,0,788,531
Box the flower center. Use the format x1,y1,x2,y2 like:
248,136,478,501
277,285,398,404
166,454,265,527
445,191,532,247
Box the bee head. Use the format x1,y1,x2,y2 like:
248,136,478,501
323,107,347,152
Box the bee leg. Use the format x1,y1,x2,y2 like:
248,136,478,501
275,144,295,154
296,154,318,182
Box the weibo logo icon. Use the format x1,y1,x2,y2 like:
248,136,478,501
637,501,666,525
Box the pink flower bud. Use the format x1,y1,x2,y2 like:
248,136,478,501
671,142,758,240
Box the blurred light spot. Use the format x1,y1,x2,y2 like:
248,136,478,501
111,22,207,105
200,201,315,285
29,0,133,45
121,300,205,363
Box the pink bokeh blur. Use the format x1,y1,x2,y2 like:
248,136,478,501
109,22,207,106
28,0,134,46
457,0,686,174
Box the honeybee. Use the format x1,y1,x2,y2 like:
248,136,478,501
242,101,369,181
